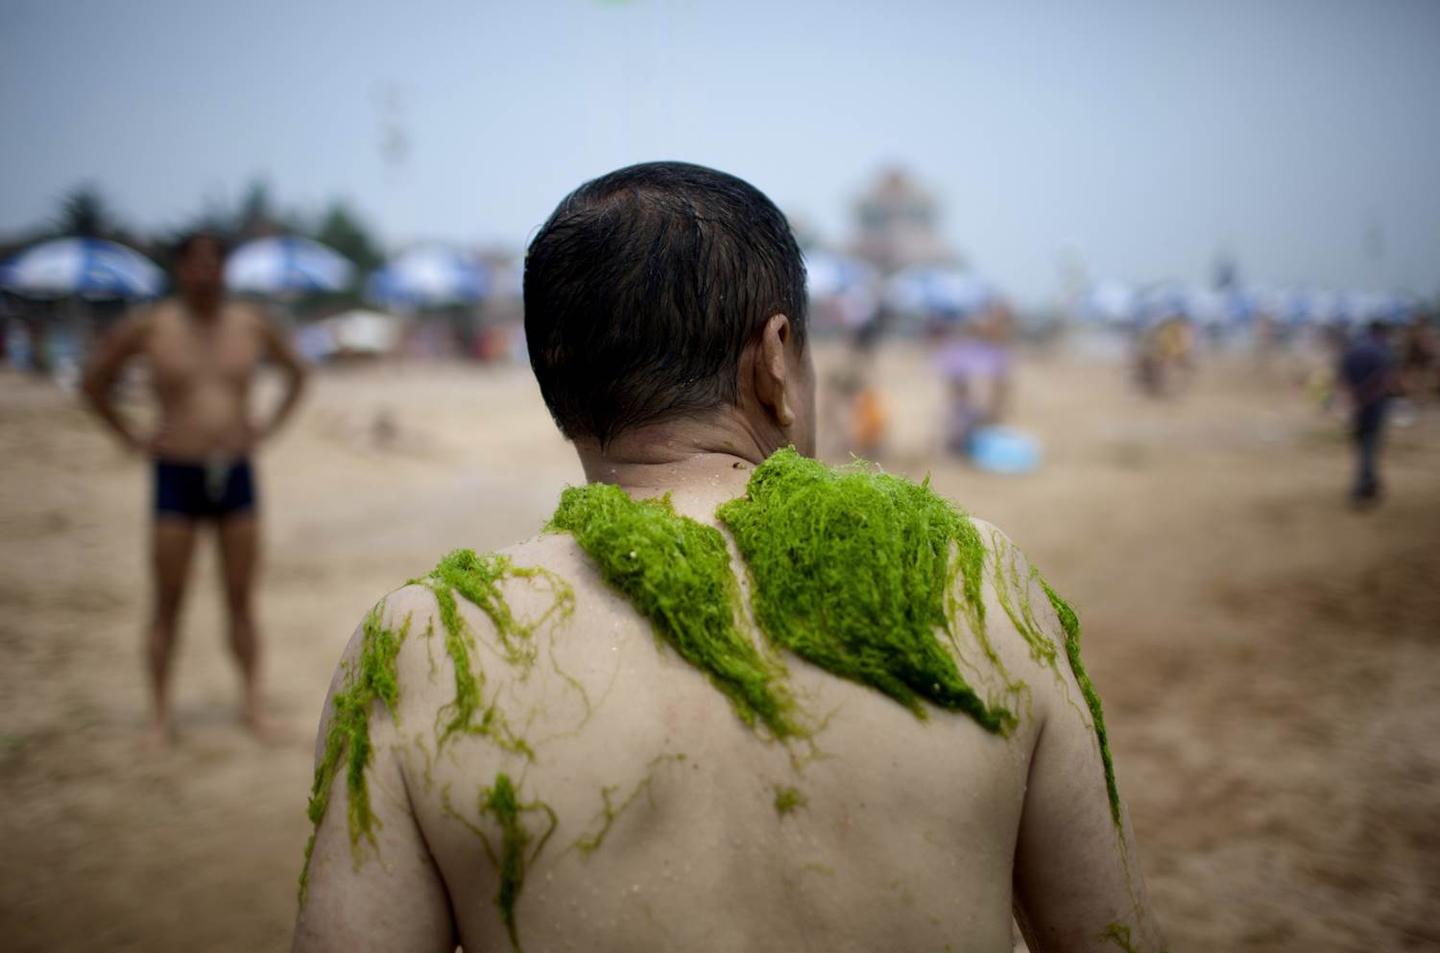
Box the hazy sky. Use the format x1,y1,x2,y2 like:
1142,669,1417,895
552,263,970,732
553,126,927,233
3,0,1438,304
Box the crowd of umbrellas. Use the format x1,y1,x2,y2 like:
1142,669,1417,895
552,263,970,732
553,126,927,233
0,235,499,307
1077,279,1426,331
1,237,1427,354
0,235,512,360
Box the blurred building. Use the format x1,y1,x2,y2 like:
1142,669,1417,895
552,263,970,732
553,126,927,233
850,167,956,273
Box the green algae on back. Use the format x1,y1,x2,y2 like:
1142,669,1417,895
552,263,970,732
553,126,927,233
773,784,808,816
299,601,411,903
548,484,802,739
716,448,1016,735
410,548,575,757
1040,579,1122,830
300,551,575,906
476,773,558,953
572,752,687,857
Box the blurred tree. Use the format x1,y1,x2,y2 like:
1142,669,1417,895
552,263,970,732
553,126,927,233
314,200,383,274
236,178,282,237
55,184,116,238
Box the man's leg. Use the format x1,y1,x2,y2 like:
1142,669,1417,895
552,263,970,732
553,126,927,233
1353,404,1385,503
149,517,199,744
216,512,272,736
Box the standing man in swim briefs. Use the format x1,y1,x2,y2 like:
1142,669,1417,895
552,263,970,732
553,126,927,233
294,163,1163,952
81,231,307,745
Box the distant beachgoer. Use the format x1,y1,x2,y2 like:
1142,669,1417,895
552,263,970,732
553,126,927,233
1338,320,1398,506
80,232,307,745
1135,316,1194,398
935,304,1013,456
825,315,890,458
293,162,1163,953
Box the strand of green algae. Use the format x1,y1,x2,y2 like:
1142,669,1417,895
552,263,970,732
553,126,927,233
571,753,688,856
1040,578,1122,830
298,601,410,902
477,773,557,953
773,784,808,816
1100,921,1167,953
547,483,804,740
715,448,1017,735
412,548,576,758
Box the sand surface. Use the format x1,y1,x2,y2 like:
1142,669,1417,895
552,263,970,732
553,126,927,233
1,341,1437,952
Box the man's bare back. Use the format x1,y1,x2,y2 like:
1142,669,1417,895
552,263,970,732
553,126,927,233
296,463,1159,953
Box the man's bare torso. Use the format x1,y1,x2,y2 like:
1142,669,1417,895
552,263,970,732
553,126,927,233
301,483,1103,953
138,299,268,459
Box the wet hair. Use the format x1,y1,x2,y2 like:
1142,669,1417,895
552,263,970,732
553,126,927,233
524,161,807,445
169,229,231,267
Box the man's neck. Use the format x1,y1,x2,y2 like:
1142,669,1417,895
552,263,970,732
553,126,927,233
573,414,779,511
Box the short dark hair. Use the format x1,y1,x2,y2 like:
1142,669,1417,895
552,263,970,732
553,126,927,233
169,229,231,267
524,161,807,445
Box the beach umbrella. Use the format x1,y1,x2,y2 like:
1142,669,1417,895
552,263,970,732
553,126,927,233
804,250,875,300
1079,280,1139,325
885,265,996,321
1254,287,1311,326
1294,289,1341,325
225,236,354,295
0,237,164,299
366,245,490,308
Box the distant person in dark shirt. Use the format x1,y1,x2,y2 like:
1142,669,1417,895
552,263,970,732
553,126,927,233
1338,320,1398,506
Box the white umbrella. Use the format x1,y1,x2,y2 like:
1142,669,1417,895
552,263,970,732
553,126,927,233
1080,280,1139,325
886,265,996,321
226,237,353,295
804,250,875,300
367,245,490,308
0,237,164,299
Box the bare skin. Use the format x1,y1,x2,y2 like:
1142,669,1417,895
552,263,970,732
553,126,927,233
81,237,306,745
295,316,1163,952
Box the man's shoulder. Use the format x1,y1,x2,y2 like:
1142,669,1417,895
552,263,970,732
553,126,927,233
369,533,601,633
115,300,169,340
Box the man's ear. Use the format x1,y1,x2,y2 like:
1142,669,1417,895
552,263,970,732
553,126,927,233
753,313,795,428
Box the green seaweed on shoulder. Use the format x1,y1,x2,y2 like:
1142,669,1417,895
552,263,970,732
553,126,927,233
716,448,1015,735
1040,578,1122,831
548,484,802,740
409,548,575,758
298,600,410,903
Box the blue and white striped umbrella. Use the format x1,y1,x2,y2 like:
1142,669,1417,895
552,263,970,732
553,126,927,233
885,265,996,321
225,237,354,295
804,250,875,300
366,245,490,308
0,237,164,299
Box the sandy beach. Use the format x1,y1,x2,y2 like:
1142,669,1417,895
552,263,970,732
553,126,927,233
1,340,1437,952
